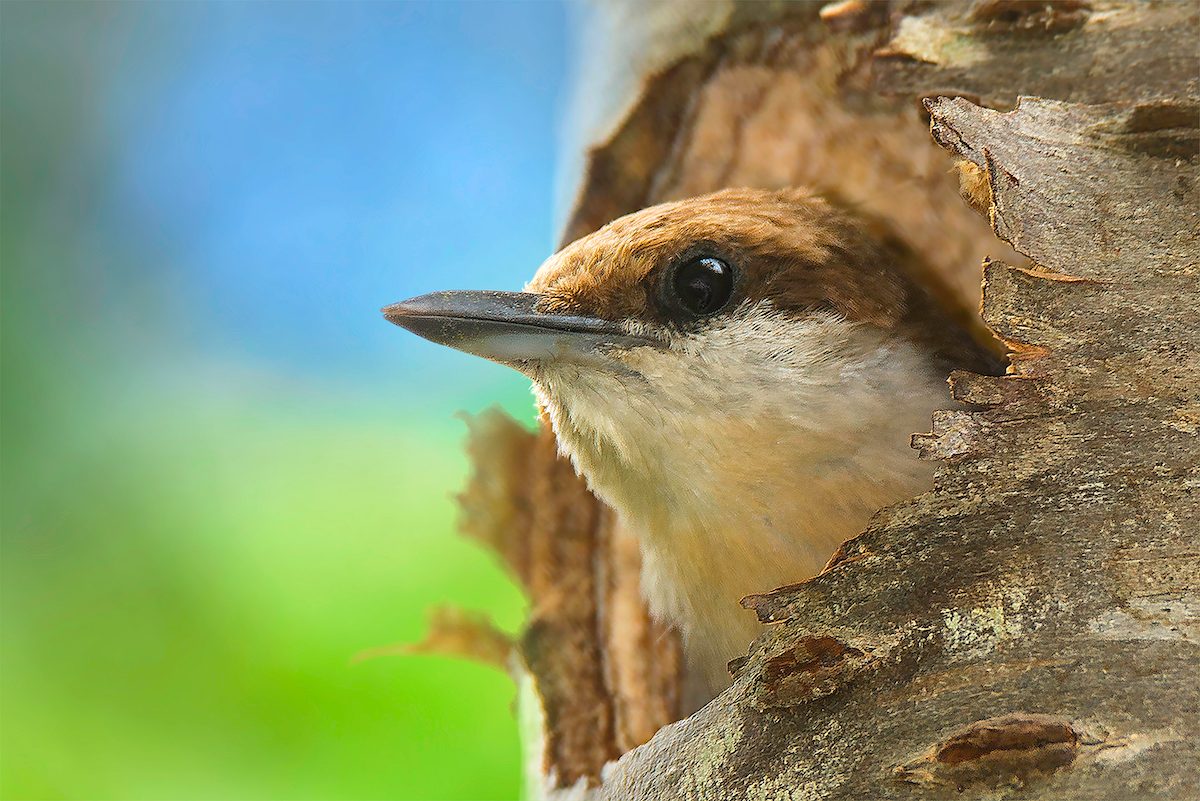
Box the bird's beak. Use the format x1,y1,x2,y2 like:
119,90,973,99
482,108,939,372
382,290,654,366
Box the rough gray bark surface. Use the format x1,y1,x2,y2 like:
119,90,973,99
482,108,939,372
449,1,1199,796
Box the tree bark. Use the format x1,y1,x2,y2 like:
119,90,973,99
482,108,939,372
453,2,1200,797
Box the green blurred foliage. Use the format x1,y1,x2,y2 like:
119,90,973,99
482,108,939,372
2,393,532,800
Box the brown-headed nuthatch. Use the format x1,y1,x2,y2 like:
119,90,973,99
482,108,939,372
384,188,998,696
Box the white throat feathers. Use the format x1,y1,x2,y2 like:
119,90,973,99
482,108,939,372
531,302,951,694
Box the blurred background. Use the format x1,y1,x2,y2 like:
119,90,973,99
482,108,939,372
1,2,577,798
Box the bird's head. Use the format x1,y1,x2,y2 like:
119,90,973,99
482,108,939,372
384,188,985,523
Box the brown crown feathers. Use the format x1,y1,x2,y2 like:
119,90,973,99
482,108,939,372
529,187,1002,375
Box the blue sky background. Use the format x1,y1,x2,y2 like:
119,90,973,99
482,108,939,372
9,0,571,392
111,2,567,381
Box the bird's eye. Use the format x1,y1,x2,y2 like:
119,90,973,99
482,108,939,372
667,256,734,319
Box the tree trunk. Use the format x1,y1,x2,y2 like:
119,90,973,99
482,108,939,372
453,2,1200,797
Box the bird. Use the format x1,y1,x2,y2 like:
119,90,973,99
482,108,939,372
383,187,1000,698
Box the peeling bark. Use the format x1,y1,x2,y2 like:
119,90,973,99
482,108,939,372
445,1,1200,796
457,412,684,788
